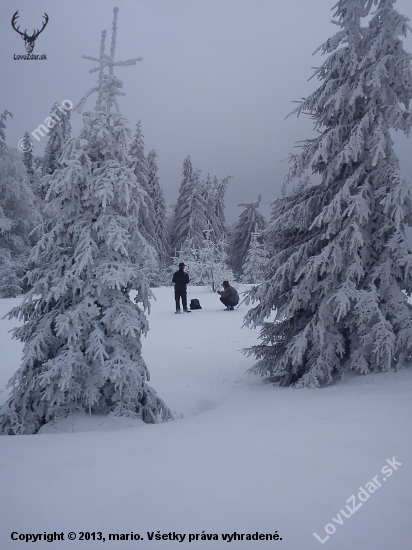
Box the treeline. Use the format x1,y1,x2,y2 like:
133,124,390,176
0,110,268,297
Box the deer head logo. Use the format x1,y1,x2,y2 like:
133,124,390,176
11,11,49,54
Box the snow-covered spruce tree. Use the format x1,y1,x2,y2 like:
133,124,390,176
172,158,208,251
19,134,46,222
202,174,216,234
242,225,269,284
0,110,12,146
214,175,231,240
31,171,45,217
171,155,193,251
244,0,412,388
0,116,40,298
129,121,147,184
0,9,172,435
231,195,266,276
39,103,72,200
184,169,208,249
42,103,72,177
203,174,231,243
147,149,170,268
0,250,23,298
129,122,158,248
128,122,160,285
21,132,34,180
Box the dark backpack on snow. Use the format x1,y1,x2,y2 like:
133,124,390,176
190,298,202,310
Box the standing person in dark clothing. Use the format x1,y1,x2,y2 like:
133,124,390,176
172,262,191,313
217,281,239,311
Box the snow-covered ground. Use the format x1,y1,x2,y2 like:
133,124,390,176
1,286,411,549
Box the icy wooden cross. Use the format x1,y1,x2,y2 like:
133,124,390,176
75,7,142,113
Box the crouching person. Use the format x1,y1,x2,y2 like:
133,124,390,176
217,281,239,311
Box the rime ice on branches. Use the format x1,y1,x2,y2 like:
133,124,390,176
0,8,171,434
244,0,412,388
0,112,40,299
232,195,266,278
171,156,208,252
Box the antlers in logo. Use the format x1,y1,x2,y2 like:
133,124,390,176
11,11,49,54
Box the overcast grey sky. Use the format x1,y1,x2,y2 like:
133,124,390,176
1,0,411,222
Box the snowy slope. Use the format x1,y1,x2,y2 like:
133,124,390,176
0,286,411,550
